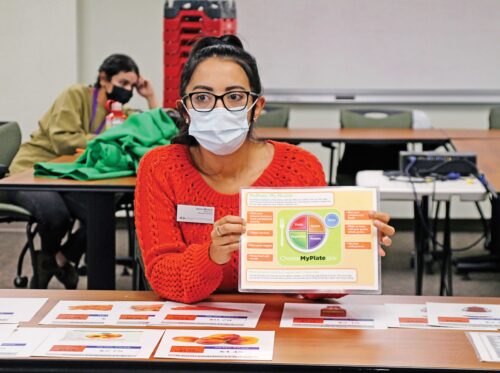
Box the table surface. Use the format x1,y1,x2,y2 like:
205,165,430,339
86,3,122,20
452,139,500,191
443,129,500,139
0,155,136,192
255,127,450,142
356,170,488,202
1,289,499,372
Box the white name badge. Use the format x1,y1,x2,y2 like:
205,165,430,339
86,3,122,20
176,204,215,224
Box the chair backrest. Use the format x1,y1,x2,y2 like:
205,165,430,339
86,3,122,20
340,109,413,129
254,104,290,128
336,109,413,185
0,121,22,167
489,107,500,129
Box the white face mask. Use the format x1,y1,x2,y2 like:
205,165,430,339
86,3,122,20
186,101,257,156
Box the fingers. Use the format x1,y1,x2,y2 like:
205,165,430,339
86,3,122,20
217,215,246,226
212,216,246,236
381,235,392,246
373,219,395,237
370,211,395,258
369,210,390,224
209,215,246,265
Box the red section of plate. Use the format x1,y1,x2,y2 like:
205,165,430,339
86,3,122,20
290,215,307,230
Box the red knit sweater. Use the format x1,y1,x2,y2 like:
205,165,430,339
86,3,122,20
135,141,326,303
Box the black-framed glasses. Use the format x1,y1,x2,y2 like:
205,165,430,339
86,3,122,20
182,91,259,112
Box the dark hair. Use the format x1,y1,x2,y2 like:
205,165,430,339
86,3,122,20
172,35,262,146
94,54,140,88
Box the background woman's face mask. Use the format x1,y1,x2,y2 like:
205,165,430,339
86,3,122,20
107,85,133,104
186,100,257,156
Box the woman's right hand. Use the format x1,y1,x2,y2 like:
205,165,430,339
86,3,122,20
209,215,246,265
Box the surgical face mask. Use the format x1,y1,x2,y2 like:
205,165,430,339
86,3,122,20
107,84,133,104
186,101,257,156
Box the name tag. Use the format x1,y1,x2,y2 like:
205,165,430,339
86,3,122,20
176,204,215,224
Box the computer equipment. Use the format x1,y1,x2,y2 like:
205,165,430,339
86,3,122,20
399,151,477,177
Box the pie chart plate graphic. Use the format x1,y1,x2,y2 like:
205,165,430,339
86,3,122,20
286,213,327,253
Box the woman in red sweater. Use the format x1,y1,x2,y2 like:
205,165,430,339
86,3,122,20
135,36,395,303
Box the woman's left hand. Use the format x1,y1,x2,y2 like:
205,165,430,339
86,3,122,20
368,211,395,257
136,77,155,98
136,77,159,109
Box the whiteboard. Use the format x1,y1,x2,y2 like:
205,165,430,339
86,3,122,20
235,0,500,94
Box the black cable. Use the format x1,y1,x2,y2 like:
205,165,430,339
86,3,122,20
407,174,486,252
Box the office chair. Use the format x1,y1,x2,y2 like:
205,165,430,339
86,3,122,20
254,104,290,129
134,237,151,291
489,107,500,129
326,108,413,186
0,121,39,288
115,193,137,284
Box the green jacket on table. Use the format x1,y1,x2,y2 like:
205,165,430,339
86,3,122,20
33,108,178,180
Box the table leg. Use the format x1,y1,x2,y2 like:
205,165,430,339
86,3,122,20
86,193,116,290
414,197,429,295
440,201,452,296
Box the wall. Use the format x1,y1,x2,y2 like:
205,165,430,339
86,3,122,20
76,0,164,112
0,0,78,140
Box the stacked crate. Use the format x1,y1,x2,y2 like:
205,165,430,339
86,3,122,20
163,0,237,108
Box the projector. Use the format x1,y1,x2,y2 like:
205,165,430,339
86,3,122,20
399,151,477,177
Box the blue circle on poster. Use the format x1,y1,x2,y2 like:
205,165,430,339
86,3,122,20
325,213,340,228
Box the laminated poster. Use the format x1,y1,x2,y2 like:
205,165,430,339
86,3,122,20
240,187,380,293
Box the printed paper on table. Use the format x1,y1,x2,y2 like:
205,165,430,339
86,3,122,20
0,298,48,323
40,301,117,325
427,302,500,330
151,301,264,328
467,332,500,362
240,187,380,293
280,302,388,329
154,329,274,360
32,328,164,359
0,328,49,358
384,304,436,329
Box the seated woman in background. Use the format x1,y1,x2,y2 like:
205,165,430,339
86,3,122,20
9,54,159,289
135,36,395,303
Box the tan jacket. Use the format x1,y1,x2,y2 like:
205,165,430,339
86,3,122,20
10,84,107,174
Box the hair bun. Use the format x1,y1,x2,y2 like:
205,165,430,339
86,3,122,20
219,35,243,49
190,35,244,56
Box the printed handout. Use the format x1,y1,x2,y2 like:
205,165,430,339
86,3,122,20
280,302,388,329
151,301,265,328
155,329,274,360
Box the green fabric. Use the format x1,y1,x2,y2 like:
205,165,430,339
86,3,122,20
489,107,500,129
340,109,412,129
34,108,178,180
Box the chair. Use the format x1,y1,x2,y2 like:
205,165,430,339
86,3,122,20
254,104,290,128
0,121,39,288
489,106,500,129
326,109,413,186
134,237,151,291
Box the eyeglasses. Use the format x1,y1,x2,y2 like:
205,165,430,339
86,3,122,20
182,91,259,112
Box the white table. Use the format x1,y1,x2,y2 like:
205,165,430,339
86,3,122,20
356,170,487,296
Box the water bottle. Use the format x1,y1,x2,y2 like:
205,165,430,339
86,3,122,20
105,100,127,129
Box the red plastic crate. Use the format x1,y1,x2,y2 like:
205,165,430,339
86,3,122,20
163,1,237,108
